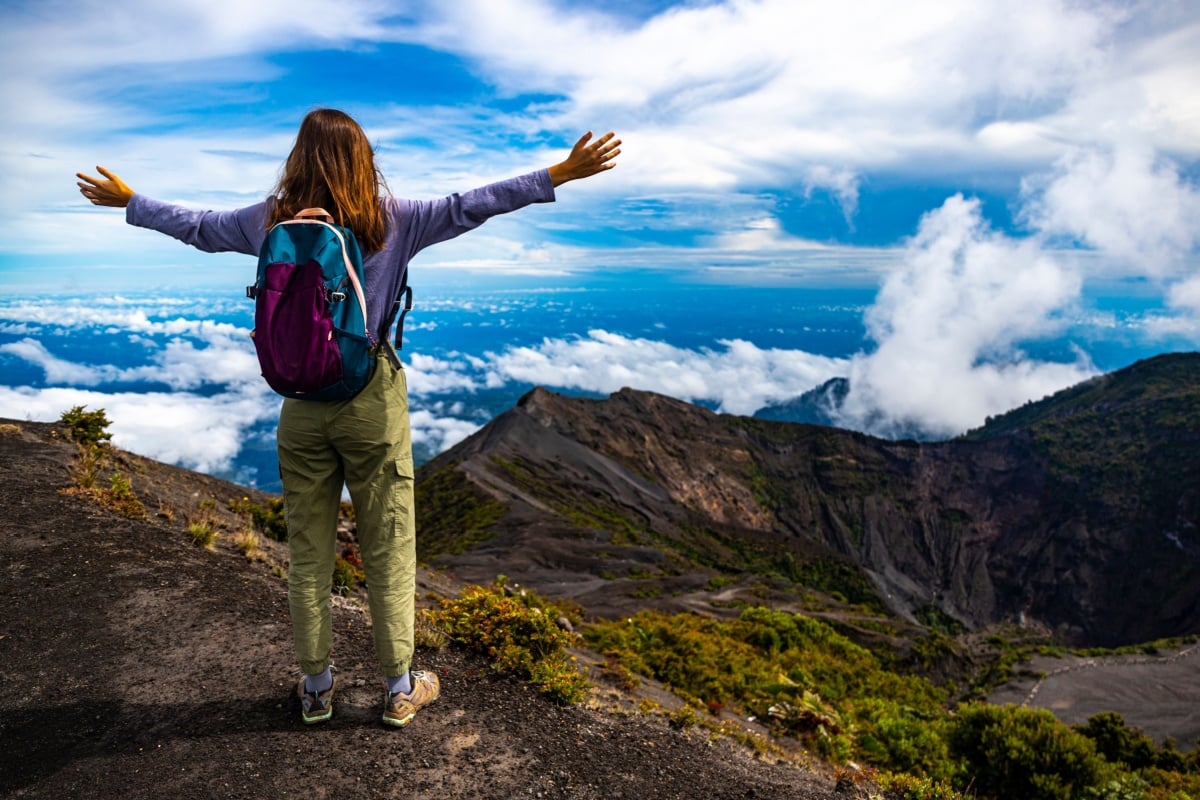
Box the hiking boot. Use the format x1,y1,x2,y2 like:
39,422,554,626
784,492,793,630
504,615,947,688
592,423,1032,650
382,670,440,727
296,676,335,725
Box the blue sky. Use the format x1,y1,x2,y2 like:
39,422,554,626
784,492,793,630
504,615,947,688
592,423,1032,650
2,0,1196,291
1,1,1199,477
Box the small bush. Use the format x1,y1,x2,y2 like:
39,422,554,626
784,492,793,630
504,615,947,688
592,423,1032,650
229,496,288,541
428,581,590,704
71,443,105,489
598,656,641,692
414,612,450,649
110,472,134,499
91,472,146,519
1075,712,1158,771
529,652,591,705
59,405,113,445
667,704,702,730
332,554,364,596
875,772,968,800
947,703,1110,800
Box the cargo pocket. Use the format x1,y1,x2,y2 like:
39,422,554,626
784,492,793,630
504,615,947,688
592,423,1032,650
390,455,416,546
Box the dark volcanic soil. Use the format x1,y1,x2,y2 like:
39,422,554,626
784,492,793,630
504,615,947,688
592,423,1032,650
0,420,850,800
987,647,1200,747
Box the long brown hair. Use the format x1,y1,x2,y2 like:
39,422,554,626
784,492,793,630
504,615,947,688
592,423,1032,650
269,109,389,253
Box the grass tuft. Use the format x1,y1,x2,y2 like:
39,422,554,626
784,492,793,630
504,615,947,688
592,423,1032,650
233,529,261,560
188,520,218,549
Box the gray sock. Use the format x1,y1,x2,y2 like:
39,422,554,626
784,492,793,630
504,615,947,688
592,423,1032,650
304,666,333,694
386,672,412,696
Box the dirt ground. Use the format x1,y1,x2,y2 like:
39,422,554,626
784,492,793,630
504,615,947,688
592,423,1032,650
0,420,853,800
987,646,1200,748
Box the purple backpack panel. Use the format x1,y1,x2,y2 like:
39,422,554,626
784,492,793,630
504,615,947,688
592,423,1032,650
247,210,375,401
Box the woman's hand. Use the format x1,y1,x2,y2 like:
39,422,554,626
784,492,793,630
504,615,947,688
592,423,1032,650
548,131,621,187
76,166,134,208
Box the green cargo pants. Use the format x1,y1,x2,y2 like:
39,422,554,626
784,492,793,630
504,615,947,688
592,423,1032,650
276,351,415,677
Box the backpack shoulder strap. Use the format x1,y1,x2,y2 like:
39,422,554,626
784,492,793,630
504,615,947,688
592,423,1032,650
294,207,334,223
378,269,412,370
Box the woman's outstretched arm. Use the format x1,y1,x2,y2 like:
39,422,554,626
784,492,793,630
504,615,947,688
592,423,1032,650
77,166,134,207
547,131,621,187
75,165,265,254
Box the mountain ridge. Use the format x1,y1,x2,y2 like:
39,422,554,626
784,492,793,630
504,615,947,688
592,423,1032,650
417,351,1200,648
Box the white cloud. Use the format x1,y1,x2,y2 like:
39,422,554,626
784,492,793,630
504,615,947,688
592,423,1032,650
0,294,275,472
405,352,482,394
7,0,1196,267
1168,274,1200,314
1144,273,1200,340
400,0,1165,181
836,195,1095,437
1021,144,1200,274
0,385,278,474
0,298,248,332
708,216,832,254
828,136,1200,439
1,0,386,78
0,302,261,391
804,167,860,223
409,408,483,455
486,330,847,415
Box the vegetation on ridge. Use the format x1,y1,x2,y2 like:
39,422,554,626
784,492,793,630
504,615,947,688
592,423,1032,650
411,354,1200,798
426,579,590,705
415,463,507,555
585,607,1200,799
58,405,147,519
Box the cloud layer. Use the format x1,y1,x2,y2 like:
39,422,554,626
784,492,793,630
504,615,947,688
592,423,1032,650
1,0,1198,479
486,330,846,416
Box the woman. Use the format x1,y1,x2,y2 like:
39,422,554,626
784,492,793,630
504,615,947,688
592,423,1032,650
76,108,620,727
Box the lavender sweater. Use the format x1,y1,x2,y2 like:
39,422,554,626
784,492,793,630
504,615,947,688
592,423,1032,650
126,170,556,342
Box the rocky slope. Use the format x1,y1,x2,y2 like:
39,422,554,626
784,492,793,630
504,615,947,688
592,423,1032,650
417,352,1200,647
0,419,848,800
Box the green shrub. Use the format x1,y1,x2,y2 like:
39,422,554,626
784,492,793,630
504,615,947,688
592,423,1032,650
875,772,968,800
947,703,1110,800
59,405,113,445
415,464,506,555
1075,712,1158,772
229,496,288,541
94,471,146,519
585,606,948,765
429,581,589,704
71,443,105,489
585,606,1200,794
332,554,364,596
855,697,955,780
110,472,134,499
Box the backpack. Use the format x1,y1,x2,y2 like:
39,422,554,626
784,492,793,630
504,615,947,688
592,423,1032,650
246,208,383,401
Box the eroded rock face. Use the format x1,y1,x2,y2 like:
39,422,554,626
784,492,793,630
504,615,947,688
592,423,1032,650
419,355,1200,647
